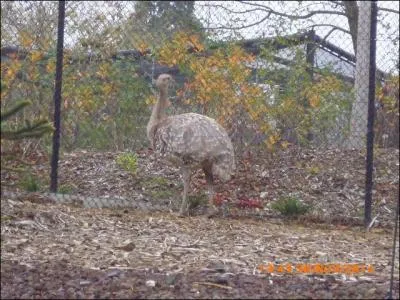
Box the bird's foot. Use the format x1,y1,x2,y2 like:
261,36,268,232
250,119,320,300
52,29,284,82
178,208,189,218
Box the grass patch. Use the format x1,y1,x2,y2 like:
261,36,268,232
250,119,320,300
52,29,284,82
19,173,40,192
58,184,74,194
271,195,311,217
306,165,320,176
142,176,178,200
142,176,170,189
1,215,14,222
116,152,138,175
188,193,208,209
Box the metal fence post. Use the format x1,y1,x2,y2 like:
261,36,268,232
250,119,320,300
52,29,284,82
365,0,378,228
50,0,66,193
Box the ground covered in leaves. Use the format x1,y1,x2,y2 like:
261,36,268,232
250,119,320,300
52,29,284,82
1,146,399,299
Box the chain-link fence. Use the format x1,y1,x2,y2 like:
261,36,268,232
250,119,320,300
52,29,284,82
2,1,398,153
1,3,400,298
1,1,399,219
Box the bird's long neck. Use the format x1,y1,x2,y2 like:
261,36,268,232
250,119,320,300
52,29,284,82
153,88,169,121
147,87,169,142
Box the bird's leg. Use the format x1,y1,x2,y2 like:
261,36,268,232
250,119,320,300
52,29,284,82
179,167,191,216
203,165,218,218
204,169,214,204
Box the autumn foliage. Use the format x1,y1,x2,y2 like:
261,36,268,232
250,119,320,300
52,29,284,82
1,41,152,151
2,28,394,153
153,32,354,150
156,32,275,147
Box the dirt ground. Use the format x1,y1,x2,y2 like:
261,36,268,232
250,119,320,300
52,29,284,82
1,147,399,299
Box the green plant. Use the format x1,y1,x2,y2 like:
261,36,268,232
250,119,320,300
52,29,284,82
307,165,320,176
142,176,169,188
116,152,138,175
58,184,74,194
141,176,179,200
1,100,54,140
257,46,353,149
188,193,208,209
20,173,40,192
271,196,311,217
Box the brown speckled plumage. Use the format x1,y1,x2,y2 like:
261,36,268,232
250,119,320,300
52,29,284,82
147,74,235,216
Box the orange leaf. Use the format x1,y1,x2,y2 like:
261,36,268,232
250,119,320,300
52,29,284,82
19,31,34,48
30,50,43,63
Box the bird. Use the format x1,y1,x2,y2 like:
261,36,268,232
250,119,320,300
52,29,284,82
146,73,236,217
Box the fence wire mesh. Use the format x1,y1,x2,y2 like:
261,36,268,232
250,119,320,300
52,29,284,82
1,1,399,217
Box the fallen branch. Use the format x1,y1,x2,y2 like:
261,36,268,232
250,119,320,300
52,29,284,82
193,281,232,290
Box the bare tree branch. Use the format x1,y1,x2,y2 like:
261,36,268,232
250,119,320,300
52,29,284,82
204,1,399,16
201,2,348,31
310,24,351,35
238,1,347,18
343,1,358,53
322,27,339,43
203,14,271,31
198,4,269,15
200,1,347,23
316,25,350,43
326,1,345,9
378,7,399,14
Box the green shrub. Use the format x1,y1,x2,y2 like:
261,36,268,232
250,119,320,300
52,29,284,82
188,193,208,209
116,152,138,175
271,196,311,217
20,173,40,192
58,184,74,194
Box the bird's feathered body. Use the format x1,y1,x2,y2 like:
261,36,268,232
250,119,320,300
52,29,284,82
146,73,235,216
151,112,235,181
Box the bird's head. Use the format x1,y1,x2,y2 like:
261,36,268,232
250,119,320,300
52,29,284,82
155,73,175,90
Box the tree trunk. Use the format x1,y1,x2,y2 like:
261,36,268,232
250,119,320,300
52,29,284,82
343,1,359,54
349,1,371,149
